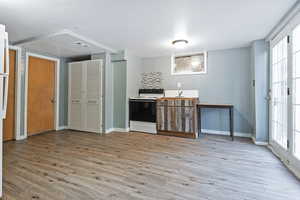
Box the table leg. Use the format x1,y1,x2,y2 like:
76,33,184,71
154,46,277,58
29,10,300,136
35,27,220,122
229,107,234,141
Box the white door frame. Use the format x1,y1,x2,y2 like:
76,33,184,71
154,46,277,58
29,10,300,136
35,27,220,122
25,52,60,137
6,46,23,140
269,34,289,150
268,13,300,178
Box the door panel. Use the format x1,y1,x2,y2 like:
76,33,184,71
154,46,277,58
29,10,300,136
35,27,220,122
269,21,300,175
70,62,83,100
86,103,101,132
69,102,82,130
85,60,102,133
3,49,16,141
293,24,300,159
68,60,102,133
28,56,55,136
69,62,84,130
270,37,288,149
86,60,102,99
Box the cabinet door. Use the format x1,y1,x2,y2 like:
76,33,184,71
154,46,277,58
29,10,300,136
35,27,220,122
157,104,196,133
85,60,102,133
68,62,84,130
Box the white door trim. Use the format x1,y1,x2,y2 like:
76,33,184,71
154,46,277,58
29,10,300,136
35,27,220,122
7,46,23,140
268,15,300,177
25,52,60,137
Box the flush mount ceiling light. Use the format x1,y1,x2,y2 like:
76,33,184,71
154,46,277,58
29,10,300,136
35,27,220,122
172,39,188,49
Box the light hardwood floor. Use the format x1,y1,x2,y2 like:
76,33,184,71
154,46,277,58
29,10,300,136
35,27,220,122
3,131,300,200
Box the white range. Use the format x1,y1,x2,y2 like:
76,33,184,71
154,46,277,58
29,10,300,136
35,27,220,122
129,89,164,134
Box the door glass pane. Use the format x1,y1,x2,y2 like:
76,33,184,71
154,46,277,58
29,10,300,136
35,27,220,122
295,132,300,158
271,37,288,149
295,52,300,77
273,45,278,64
293,24,300,159
294,25,300,52
295,78,300,104
294,105,300,132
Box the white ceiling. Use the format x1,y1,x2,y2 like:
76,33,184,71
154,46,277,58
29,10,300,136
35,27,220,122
19,30,112,58
0,0,297,57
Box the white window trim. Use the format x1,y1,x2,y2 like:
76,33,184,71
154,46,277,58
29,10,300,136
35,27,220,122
171,52,207,75
24,52,60,138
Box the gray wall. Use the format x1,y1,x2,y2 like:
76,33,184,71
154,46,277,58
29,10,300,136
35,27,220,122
251,40,269,142
18,47,257,136
141,47,253,134
113,61,127,128
19,49,26,136
250,44,256,135
125,53,143,129
126,53,143,98
92,51,142,131
59,58,69,127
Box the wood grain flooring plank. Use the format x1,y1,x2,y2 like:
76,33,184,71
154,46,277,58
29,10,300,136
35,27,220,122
2,131,300,200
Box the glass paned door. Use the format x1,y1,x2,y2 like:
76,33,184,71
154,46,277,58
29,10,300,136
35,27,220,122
293,24,300,159
270,37,288,149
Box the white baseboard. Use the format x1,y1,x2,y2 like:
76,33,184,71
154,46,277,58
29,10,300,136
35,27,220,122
57,126,68,131
15,134,27,141
202,129,252,138
105,128,114,134
251,136,268,145
105,128,129,134
112,128,130,133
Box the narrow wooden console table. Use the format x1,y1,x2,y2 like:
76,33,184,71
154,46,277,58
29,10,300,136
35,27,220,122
197,103,234,141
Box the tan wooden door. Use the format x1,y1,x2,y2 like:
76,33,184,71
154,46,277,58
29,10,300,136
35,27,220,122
3,50,16,141
27,56,55,136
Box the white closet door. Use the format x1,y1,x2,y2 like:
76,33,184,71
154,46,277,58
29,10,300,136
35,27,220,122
69,62,84,130
85,60,102,133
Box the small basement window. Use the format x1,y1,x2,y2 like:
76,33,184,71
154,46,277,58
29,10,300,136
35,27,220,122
171,52,207,75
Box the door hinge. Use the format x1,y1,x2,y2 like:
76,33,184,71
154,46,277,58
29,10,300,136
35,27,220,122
287,88,291,96
287,36,290,44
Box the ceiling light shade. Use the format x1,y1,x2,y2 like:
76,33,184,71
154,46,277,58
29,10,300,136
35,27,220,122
172,39,188,49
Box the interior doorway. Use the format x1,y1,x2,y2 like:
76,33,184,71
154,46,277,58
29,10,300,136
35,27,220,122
26,54,59,136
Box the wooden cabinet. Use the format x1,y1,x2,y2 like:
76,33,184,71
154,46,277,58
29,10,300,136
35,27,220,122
68,60,103,133
156,98,198,139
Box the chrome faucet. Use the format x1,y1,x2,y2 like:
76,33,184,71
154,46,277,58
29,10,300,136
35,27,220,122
178,90,183,97
177,82,183,97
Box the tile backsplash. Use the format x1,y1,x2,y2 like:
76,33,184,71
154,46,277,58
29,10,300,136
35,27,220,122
141,72,162,89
